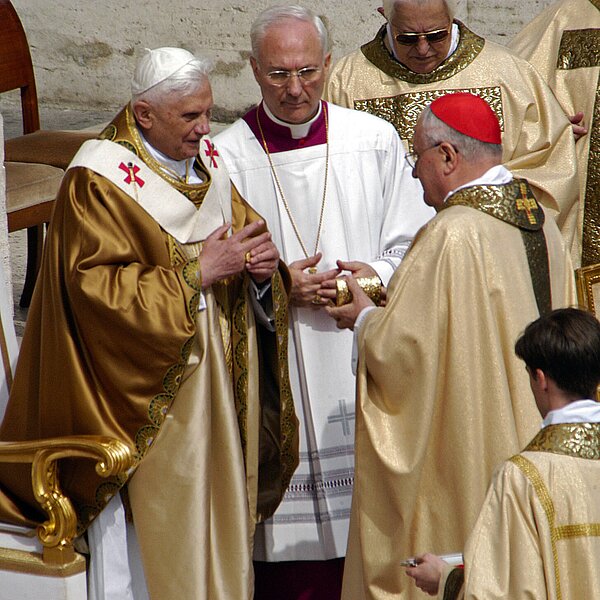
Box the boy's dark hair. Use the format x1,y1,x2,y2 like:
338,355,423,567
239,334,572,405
515,308,600,399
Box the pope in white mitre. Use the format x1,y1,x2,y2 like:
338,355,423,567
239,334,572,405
0,47,299,600
511,0,600,268
324,0,579,254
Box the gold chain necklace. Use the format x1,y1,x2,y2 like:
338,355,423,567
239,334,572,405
256,105,329,262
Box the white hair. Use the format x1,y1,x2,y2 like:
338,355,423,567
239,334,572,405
132,57,213,104
382,0,456,22
250,5,329,58
419,106,502,162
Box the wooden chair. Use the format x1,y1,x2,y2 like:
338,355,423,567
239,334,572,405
0,0,97,307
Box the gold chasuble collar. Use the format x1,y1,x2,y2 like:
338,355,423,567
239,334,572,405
444,180,552,316
360,21,485,84
524,422,600,459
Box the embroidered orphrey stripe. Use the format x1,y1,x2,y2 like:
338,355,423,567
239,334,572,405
233,286,249,454
557,30,600,70
582,72,600,266
443,567,465,600
556,523,600,540
355,86,503,146
521,228,552,317
272,271,297,487
510,454,562,600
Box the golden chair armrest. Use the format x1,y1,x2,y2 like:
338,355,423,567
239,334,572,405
575,262,600,316
0,435,134,565
575,263,600,401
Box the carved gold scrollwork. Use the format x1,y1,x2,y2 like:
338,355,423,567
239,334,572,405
0,436,134,565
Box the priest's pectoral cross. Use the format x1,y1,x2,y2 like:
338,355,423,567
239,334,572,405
327,399,355,437
558,26,600,265
204,139,219,168
516,184,538,225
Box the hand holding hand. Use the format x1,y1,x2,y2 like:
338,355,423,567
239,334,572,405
325,275,374,329
199,221,272,288
288,253,340,307
245,238,280,284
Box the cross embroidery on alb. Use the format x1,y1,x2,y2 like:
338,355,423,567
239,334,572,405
516,183,537,225
204,140,219,168
328,399,356,437
118,162,145,187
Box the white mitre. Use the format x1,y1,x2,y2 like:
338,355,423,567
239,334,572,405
131,47,197,96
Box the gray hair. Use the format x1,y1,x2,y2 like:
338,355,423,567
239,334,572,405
132,57,213,104
250,5,330,59
382,0,456,22
419,105,502,162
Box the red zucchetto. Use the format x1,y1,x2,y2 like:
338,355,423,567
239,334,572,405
429,93,502,144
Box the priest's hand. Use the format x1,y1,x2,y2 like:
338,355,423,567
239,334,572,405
570,112,588,141
245,238,280,284
320,260,382,305
325,276,374,330
199,221,272,288
405,553,446,596
288,253,340,307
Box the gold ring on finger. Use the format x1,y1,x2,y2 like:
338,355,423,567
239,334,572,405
245,251,252,263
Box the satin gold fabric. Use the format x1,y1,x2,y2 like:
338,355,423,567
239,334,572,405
324,22,579,248
511,0,600,268
341,196,575,600
451,424,600,599
0,107,298,598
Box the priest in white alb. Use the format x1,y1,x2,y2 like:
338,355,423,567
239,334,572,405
214,5,433,599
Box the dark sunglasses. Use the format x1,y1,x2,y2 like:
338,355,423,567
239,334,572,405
394,27,450,46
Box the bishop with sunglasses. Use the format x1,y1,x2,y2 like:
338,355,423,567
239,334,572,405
324,0,579,255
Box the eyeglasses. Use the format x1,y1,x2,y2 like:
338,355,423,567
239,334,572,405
405,143,442,169
394,26,450,46
405,142,459,169
264,67,322,87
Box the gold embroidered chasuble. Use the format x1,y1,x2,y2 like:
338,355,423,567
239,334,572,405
511,0,600,268
341,183,576,600
0,106,298,599
324,21,579,250
439,423,600,600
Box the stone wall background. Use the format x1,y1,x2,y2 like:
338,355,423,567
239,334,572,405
6,0,556,123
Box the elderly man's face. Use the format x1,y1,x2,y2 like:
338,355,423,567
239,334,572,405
411,120,447,210
143,78,213,161
389,1,452,74
251,20,331,124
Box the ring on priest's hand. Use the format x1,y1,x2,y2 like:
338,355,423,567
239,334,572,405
245,251,252,263
311,295,322,305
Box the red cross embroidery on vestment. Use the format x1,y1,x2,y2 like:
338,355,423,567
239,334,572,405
204,140,219,168
118,162,145,187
